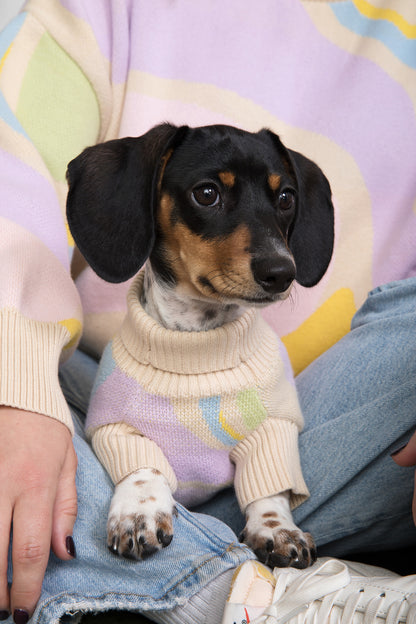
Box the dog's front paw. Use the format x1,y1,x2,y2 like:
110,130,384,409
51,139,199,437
107,468,176,560
240,494,317,569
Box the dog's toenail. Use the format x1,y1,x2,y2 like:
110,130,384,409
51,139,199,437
157,529,173,547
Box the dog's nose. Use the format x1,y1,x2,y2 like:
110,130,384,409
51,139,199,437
252,257,295,294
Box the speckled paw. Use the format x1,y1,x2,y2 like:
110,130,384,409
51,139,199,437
107,468,176,560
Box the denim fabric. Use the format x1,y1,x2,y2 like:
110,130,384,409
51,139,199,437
196,278,416,555
11,354,254,624
295,278,416,554
9,278,416,623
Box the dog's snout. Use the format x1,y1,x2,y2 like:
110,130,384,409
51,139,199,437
252,256,295,295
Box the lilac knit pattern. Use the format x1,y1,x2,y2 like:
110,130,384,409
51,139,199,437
87,339,287,506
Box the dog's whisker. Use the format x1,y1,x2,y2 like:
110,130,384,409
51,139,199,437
287,284,298,311
205,268,227,281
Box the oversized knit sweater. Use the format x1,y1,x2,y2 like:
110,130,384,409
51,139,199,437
86,272,309,510
0,1,415,437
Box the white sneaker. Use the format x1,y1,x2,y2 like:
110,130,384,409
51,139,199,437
222,557,416,624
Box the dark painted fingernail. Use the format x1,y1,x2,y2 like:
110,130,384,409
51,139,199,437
0,611,9,621
66,535,77,558
390,443,407,457
13,609,29,624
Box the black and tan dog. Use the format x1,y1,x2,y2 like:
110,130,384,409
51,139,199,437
67,123,334,569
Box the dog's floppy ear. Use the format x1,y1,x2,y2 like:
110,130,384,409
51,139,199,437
286,148,334,287
66,123,188,283
263,130,334,287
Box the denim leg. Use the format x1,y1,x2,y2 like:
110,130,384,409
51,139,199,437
30,275,416,621
293,277,416,555
196,278,416,557
26,352,253,623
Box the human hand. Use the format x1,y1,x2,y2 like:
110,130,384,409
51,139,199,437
391,430,416,526
0,407,77,622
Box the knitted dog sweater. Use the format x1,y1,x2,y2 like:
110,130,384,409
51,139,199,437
86,272,309,511
1,1,415,434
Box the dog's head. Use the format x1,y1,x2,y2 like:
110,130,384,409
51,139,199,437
67,124,334,306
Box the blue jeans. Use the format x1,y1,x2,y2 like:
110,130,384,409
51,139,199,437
20,278,416,623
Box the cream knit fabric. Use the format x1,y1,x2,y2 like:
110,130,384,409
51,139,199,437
87,272,309,510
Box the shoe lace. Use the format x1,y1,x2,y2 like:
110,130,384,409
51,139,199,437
252,560,416,624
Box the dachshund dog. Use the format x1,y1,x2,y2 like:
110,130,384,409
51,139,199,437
66,124,334,569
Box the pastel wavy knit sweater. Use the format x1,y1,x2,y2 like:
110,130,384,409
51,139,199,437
86,273,308,510
0,1,415,439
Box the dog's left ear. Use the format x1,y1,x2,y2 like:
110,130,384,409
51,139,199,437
262,130,334,287
286,148,334,287
66,123,188,283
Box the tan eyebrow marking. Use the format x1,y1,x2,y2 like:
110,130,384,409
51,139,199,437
219,171,236,188
268,173,281,191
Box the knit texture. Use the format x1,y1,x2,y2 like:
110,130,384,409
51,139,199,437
0,0,415,428
0,308,74,432
87,272,308,510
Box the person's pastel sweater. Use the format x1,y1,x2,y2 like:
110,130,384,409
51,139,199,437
86,273,309,510
0,0,415,434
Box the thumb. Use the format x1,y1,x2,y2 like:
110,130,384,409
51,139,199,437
391,431,416,467
51,443,78,560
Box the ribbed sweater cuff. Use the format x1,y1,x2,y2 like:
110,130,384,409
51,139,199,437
91,422,178,490
230,419,309,511
0,308,74,433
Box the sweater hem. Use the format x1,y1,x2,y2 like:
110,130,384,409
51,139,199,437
0,308,74,433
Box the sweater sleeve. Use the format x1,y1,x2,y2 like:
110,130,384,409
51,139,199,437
0,1,119,429
85,339,178,489
91,422,178,491
230,419,309,512
230,338,309,511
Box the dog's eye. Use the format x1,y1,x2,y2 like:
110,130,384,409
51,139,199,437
278,190,296,211
192,184,220,207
